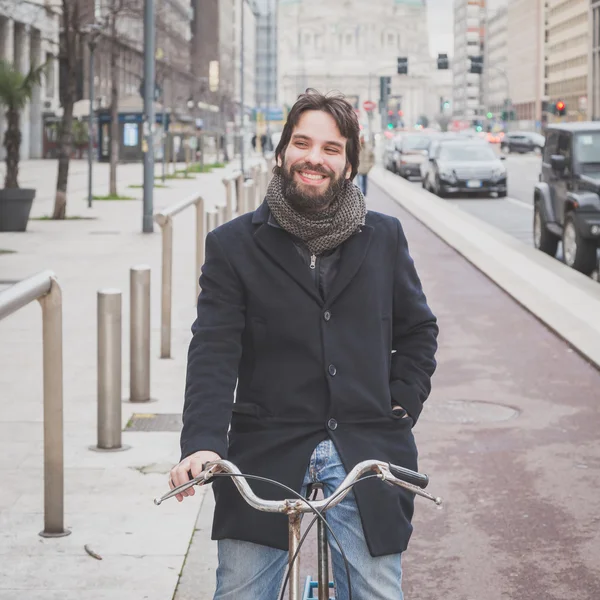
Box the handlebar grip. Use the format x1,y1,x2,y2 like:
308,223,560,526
388,463,429,489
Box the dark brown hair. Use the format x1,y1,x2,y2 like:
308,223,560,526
274,89,361,180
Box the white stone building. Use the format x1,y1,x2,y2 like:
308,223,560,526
0,1,60,160
277,0,437,133
545,0,588,121
233,0,257,127
452,0,486,120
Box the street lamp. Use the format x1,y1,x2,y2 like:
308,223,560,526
83,22,102,209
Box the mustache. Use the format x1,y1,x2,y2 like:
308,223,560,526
291,162,332,177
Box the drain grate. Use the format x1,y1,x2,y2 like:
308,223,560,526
125,413,182,432
422,400,519,424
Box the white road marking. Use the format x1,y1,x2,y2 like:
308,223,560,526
506,197,533,210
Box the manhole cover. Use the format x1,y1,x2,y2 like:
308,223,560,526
422,400,519,424
125,413,182,432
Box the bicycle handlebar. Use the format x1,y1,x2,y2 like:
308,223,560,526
154,459,442,510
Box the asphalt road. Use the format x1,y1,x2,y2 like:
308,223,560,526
411,152,540,246
406,151,600,275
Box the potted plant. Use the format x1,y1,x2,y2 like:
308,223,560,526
0,59,46,232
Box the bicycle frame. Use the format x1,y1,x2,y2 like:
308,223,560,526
155,459,441,600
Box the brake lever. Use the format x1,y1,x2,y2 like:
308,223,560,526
154,463,219,506
378,467,443,506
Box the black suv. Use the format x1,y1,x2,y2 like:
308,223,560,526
533,123,600,275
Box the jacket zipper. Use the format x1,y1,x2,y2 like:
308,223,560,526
310,254,316,269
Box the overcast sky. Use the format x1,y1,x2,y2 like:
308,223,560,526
427,0,507,57
427,0,454,58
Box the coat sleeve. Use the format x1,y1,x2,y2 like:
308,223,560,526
180,231,246,460
389,219,438,424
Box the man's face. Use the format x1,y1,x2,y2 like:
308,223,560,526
279,110,351,213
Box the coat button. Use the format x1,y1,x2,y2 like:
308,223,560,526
327,418,338,430
323,310,331,321
328,364,337,376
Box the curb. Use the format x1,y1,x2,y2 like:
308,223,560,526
370,166,600,370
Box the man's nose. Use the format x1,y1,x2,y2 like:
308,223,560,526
306,146,324,165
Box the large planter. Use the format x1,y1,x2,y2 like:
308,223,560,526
0,188,36,232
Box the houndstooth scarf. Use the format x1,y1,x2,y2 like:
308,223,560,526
265,173,366,255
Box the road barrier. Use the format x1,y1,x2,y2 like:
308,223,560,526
0,271,70,538
129,266,151,403
154,193,206,358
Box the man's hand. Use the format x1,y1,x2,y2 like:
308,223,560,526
392,405,411,419
169,450,221,503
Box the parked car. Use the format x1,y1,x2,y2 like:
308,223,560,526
420,134,462,182
423,140,507,198
501,131,545,154
383,137,401,173
533,122,600,275
394,134,430,179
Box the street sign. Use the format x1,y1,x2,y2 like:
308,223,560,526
363,100,376,112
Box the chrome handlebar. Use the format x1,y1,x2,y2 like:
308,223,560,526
154,459,442,510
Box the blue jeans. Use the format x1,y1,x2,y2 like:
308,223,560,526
213,439,404,599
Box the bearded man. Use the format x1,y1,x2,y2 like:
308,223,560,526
170,89,439,599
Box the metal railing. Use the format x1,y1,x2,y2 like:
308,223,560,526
0,270,70,538
154,194,208,358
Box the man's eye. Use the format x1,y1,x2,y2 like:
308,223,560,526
295,141,307,148
325,147,339,153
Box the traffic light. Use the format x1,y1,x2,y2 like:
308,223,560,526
469,56,483,74
397,57,408,75
437,53,449,70
486,112,493,119
555,100,566,116
379,76,391,104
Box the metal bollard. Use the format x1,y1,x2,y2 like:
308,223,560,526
195,199,206,300
236,173,244,214
94,289,129,452
207,209,218,232
129,266,151,403
37,278,70,538
224,179,233,222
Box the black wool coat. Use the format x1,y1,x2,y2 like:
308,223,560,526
181,200,438,557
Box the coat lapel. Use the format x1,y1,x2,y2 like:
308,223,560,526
253,222,323,305
326,224,373,306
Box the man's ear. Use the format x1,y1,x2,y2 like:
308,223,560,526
345,165,352,179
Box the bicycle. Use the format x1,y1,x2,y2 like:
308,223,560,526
155,459,442,600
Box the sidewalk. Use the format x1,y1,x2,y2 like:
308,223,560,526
0,157,257,600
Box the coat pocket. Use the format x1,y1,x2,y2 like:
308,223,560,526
231,402,262,418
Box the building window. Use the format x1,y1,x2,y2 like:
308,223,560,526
388,32,396,46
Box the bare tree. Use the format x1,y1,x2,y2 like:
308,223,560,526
52,0,85,219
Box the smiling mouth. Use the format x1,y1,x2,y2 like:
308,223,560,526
296,170,328,184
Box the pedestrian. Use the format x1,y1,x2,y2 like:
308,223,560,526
170,88,438,599
251,133,257,151
357,134,375,196
261,133,268,155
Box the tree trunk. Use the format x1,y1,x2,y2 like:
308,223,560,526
109,11,119,197
53,0,79,220
3,109,21,189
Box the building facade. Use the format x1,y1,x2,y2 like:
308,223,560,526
545,0,588,121
589,0,600,120
232,0,257,128
191,0,238,131
453,0,486,120
0,1,60,160
255,0,278,119
483,5,508,117
278,0,433,133
505,0,545,126
77,0,193,120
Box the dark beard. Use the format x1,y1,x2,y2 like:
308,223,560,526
281,161,346,214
